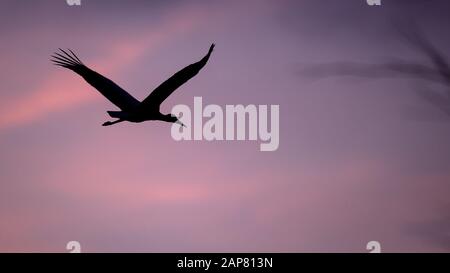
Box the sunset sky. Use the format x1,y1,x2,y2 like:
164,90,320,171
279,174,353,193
1,0,450,252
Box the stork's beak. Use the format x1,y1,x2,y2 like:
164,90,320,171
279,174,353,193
175,120,186,127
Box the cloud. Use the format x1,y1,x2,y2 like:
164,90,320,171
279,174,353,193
0,5,207,130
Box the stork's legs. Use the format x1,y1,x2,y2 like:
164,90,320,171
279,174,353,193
102,119,124,126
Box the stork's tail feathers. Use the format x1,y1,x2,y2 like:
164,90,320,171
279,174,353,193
107,111,125,119
51,48,84,70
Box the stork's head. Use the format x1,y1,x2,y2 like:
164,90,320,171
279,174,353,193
165,114,185,127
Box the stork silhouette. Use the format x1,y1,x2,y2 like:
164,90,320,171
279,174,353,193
51,44,215,126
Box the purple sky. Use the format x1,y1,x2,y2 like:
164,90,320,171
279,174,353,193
1,0,450,252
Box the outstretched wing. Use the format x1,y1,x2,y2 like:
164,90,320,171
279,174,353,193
138,44,215,111
51,49,140,111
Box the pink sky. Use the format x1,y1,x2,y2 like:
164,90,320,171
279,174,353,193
1,0,450,252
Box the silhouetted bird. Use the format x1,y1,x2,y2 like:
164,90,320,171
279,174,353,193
51,44,214,126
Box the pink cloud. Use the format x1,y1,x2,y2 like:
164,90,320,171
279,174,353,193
0,6,206,130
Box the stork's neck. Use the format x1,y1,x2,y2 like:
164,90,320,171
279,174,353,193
160,113,174,122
